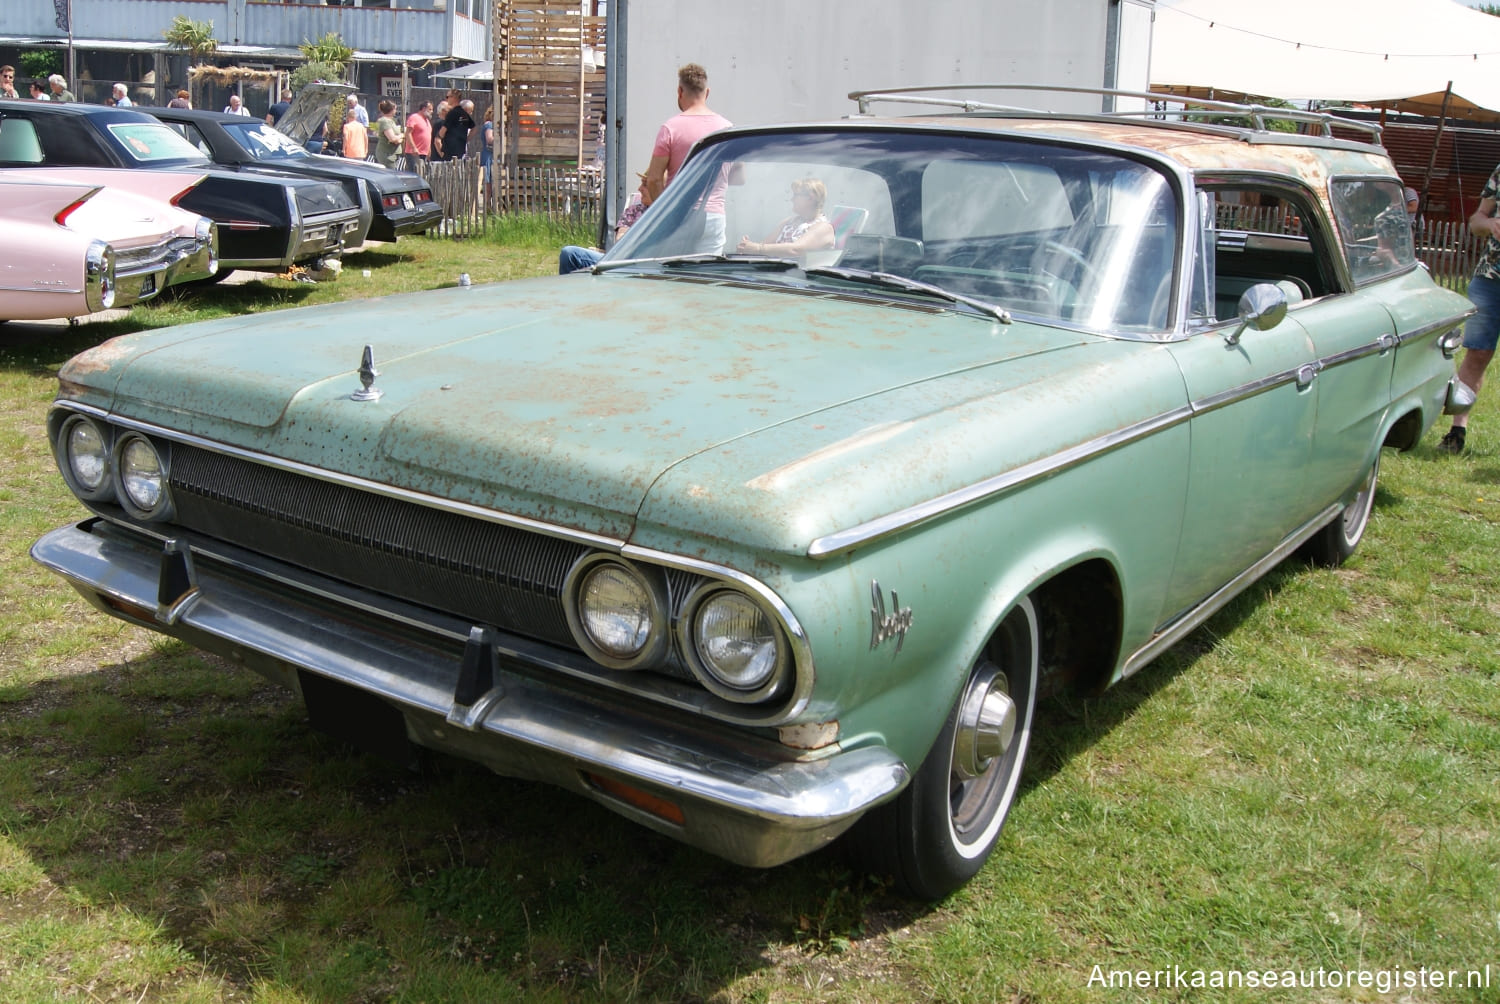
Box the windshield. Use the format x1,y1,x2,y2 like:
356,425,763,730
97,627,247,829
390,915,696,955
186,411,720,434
221,121,311,160
607,129,1181,332
106,122,210,164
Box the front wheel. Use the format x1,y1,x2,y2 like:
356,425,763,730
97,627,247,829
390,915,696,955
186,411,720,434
1301,455,1379,567
846,596,1039,900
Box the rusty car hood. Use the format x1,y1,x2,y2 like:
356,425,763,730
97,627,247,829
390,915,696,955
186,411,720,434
59,273,1136,545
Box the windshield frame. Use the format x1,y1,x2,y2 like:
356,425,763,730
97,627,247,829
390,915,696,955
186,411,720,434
603,122,1191,340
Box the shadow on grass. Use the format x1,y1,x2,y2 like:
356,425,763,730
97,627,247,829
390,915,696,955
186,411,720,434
1025,557,1309,794
1,642,920,1000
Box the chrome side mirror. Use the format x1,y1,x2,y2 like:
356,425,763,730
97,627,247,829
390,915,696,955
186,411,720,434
1225,283,1288,346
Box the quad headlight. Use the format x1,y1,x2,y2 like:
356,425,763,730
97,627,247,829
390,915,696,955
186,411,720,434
58,415,112,500
564,556,669,669
114,434,172,519
682,587,789,703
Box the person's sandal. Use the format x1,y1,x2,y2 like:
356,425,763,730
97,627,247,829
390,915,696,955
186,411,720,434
1437,427,1467,454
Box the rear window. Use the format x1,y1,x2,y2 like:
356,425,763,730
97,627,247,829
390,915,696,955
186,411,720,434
106,123,209,164
1329,178,1416,285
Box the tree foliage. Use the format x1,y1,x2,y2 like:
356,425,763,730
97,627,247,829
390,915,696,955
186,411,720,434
162,16,219,62
18,50,61,79
298,33,354,73
288,60,345,93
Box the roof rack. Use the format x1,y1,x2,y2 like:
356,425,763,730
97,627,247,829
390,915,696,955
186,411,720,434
847,84,1383,143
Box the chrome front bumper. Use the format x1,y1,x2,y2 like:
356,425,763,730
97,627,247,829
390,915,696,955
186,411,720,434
31,519,908,868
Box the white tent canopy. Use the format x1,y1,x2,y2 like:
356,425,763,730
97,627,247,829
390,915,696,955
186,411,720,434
1152,0,1500,121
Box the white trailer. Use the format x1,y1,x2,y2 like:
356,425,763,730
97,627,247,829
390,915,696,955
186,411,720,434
602,0,1156,235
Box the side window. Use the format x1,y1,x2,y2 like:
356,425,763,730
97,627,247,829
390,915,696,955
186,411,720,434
183,124,214,158
0,118,44,164
36,118,115,167
1330,178,1416,285
1191,184,1339,322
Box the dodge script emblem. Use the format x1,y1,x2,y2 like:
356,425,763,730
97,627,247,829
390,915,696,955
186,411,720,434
869,580,913,654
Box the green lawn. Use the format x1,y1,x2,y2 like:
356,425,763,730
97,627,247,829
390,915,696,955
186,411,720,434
1,231,1496,1002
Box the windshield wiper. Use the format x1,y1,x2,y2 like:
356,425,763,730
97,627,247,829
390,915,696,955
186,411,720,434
804,266,1012,323
591,253,799,274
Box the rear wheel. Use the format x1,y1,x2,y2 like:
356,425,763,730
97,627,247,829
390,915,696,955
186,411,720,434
847,596,1039,900
1301,454,1379,567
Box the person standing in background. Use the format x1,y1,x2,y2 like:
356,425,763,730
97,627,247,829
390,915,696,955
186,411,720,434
0,66,19,99
1437,165,1500,454
167,89,191,109
345,94,369,128
373,99,404,169
641,63,732,254
435,99,475,161
266,89,290,126
342,108,368,161
110,83,131,107
224,94,250,116
48,74,75,103
404,101,432,161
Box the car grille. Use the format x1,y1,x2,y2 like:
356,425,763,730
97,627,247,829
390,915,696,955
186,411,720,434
166,443,593,647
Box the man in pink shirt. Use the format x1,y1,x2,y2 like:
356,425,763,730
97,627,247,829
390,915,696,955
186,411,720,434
642,63,732,254
405,101,433,159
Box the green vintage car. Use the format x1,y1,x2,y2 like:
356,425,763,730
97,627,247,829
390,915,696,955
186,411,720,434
33,87,1474,899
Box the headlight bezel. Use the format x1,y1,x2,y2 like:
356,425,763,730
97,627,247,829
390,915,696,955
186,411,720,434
57,414,115,502
112,432,174,521
563,554,671,670
679,583,791,704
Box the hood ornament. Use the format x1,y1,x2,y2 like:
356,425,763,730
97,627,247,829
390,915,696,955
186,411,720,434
351,344,382,401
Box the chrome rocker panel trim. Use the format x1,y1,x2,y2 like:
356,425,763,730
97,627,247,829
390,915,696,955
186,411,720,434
31,519,907,868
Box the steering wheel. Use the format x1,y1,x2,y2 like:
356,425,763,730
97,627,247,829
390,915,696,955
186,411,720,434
1038,239,1099,286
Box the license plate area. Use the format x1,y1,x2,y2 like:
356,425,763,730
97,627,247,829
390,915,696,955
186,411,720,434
298,670,416,768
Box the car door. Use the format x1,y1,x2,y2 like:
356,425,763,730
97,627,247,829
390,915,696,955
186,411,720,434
1204,181,1398,511
1161,188,1326,617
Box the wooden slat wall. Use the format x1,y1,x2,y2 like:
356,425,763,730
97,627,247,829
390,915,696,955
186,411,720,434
504,2,607,163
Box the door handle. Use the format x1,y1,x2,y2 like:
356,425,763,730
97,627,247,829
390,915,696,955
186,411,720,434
1295,363,1321,390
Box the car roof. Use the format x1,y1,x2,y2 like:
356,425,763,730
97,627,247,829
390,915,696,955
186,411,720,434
0,99,161,126
705,112,1396,192
150,108,262,124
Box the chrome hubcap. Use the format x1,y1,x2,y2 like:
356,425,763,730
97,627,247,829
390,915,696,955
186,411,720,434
953,663,1016,780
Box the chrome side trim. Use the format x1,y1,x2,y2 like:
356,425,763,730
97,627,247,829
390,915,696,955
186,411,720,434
1395,310,1474,347
1118,502,1342,679
807,404,1195,557
51,401,626,550
0,284,86,295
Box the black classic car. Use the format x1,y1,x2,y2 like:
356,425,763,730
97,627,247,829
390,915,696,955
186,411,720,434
148,108,442,243
0,101,363,274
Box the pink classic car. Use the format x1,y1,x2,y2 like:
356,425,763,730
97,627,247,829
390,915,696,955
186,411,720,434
0,169,216,322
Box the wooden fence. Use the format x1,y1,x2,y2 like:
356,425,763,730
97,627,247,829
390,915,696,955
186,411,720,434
400,158,602,239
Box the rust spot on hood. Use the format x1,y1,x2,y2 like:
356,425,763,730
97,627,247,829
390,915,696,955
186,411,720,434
58,334,138,379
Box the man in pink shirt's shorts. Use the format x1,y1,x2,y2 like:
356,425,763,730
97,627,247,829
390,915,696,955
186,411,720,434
642,63,733,254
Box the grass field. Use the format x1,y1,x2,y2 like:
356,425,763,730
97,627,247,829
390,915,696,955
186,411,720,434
1,230,1497,1003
